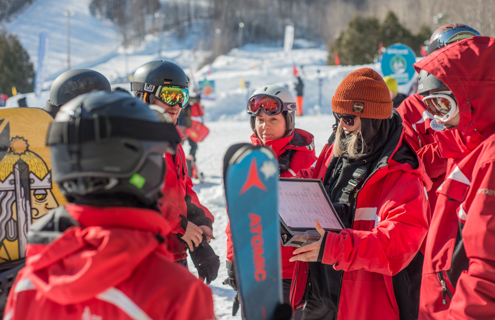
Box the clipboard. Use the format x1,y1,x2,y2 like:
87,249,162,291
279,178,344,247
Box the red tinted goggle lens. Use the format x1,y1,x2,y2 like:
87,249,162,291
247,95,283,115
334,112,356,126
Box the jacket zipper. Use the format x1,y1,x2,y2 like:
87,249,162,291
438,272,453,304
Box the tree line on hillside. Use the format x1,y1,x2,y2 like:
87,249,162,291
87,0,495,67
0,0,33,22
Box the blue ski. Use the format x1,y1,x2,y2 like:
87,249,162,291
223,144,282,320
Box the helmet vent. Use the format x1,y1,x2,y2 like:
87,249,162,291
275,91,282,95
264,87,268,91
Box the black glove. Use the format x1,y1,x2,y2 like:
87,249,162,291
274,303,293,320
189,238,220,284
222,260,237,291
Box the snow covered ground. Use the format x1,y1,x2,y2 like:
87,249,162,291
3,2,414,318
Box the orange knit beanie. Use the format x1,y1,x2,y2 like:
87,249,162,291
332,68,393,119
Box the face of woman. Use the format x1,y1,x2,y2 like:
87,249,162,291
339,116,361,134
255,112,286,144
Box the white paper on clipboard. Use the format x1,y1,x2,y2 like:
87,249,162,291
278,178,343,231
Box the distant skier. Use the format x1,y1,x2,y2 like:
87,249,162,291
224,85,316,319
131,60,220,284
16,97,27,108
43,69,111,118
3,91,216,320
294,76,304,116
383,76,407,109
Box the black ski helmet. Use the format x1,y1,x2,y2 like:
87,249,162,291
427,23,480,55
131,60,188,103
417,69,449,96
49,69,111,106
248,85,296,137
47,91,181,206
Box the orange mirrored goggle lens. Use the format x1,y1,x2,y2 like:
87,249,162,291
423,96,452,116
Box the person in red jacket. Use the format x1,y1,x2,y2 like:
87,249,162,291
396,23,480,212
414,36,495,320
224,85,316,318
289,68,431,320
3,91,216,320
131,61,220,284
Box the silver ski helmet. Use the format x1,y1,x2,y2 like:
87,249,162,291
248,85,297,137
47,91,181,206
49,69,111,107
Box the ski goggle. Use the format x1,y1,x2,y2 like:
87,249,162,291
422,91,459,122
427,26,480,55
333,112,357,127
155,85,189,108
247,95,296,116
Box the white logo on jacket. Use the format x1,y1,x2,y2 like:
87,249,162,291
430,120,445,131
82,306,102,320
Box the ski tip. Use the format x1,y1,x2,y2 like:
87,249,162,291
222,144,276,189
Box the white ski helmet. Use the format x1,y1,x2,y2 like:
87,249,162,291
248,85,297,137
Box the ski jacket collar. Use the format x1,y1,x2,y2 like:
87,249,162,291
24,204,172,305
414,36,495,154
250,128,315,157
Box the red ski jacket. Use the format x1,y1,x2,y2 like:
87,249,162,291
4,204,216,320
291,124,431,320
397,94,448,211
226,129,317,279
160,137,214,261
415,36,495,320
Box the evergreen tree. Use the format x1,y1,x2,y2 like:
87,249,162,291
330,15,381,65
330,11,431,65
0,31,34,96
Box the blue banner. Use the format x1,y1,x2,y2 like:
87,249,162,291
34,33,49,98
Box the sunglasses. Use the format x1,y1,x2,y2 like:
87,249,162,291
422,91,458,122
333,112,357,126
154,85,189,108
247,94,296,116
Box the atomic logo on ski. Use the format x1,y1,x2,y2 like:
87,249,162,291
240,158,267,194
249,213,266,282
